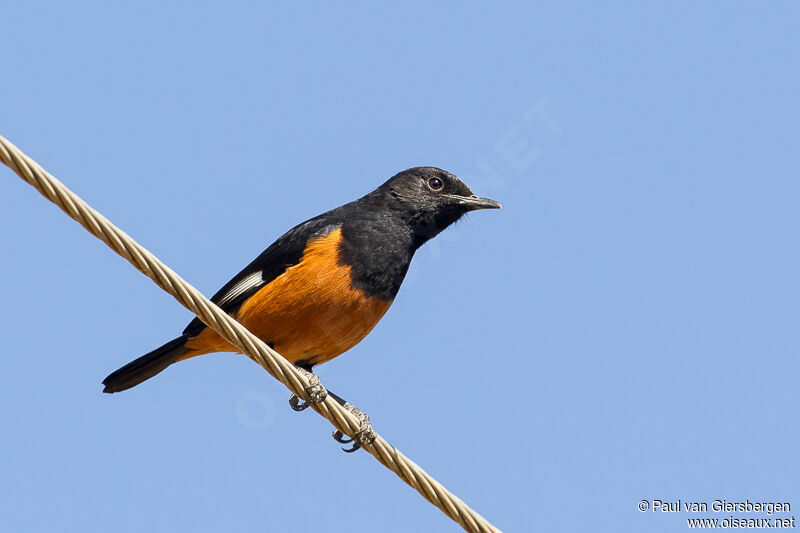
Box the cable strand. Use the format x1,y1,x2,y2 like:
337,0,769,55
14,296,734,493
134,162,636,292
0,133,502,533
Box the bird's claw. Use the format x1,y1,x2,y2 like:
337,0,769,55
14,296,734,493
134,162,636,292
331,403,376,453
286,370,375,451
288,373,328,412
332,429,354,444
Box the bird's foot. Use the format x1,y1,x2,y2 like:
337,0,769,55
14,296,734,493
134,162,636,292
288,369,328,412
332,402,376,453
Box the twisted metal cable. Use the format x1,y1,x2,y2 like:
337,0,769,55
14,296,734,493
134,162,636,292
0,133,501,533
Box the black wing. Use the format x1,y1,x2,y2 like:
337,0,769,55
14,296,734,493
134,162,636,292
182,216,341,336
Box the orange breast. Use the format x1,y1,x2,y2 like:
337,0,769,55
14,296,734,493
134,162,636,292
182,228,393,367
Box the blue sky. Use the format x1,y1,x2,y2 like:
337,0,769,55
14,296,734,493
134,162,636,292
1,2,798,532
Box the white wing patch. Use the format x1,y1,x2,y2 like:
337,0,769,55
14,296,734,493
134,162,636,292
216,270,264,307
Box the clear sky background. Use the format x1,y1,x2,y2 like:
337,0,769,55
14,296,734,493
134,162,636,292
1,2,797,532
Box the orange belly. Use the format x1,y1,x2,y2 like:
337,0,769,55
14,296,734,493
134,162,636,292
182,228,392,367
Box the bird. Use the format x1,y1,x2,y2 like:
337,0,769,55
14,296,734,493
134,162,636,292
102,167,501,395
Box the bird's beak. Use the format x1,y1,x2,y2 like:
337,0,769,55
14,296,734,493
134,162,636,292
446,194,503,211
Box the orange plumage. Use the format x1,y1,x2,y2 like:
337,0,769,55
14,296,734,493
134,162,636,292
180,228,392,367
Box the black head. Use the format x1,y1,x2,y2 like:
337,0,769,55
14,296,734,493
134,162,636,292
375,167,502,248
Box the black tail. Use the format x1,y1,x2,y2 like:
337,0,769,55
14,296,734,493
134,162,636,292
103,335,190,393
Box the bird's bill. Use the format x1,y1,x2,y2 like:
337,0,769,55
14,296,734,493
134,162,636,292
445,194,503,210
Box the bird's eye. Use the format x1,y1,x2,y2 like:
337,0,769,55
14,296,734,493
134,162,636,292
428,177,444,191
